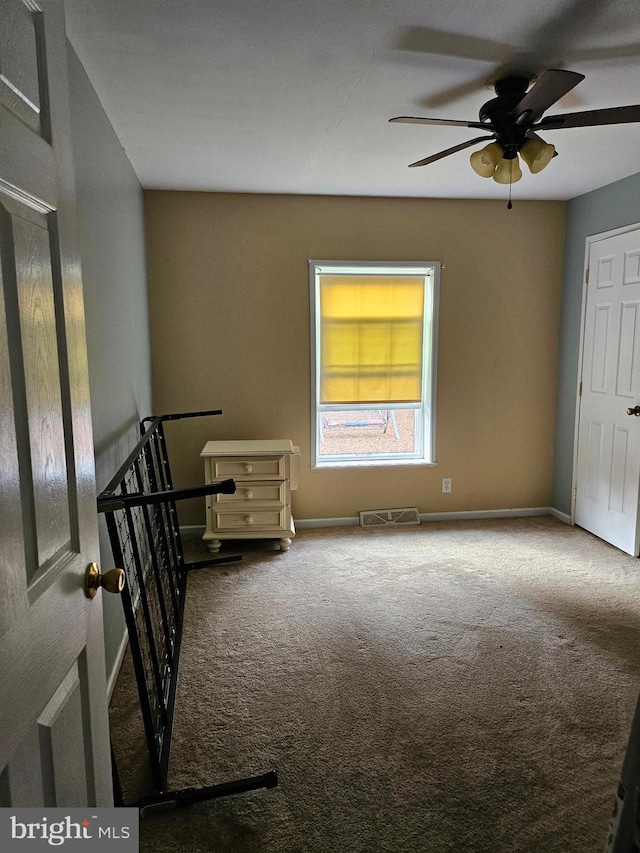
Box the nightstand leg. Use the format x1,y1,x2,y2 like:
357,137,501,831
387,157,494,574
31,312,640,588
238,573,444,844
279,538,291,551
206,538,222,554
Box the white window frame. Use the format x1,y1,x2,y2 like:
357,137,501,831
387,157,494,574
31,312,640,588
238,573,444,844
309,260,441,469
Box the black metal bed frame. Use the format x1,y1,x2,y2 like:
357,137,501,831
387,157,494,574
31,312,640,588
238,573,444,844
97,410,278,816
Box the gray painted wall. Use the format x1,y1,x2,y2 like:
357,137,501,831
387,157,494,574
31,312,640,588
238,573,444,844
552,172,640,516
67,44,153,684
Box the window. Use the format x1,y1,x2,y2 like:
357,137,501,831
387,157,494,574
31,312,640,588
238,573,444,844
309,260,440,468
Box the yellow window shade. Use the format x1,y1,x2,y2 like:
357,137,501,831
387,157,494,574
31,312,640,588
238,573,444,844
319,275,425,405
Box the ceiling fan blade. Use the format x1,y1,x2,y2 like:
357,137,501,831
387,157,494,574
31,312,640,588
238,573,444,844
389,2,619,112
408,136,495,168
571,42,640,63
391,26,511,63
514,69,585,122
390,116,491,130
536,104,640,130
418,75,495,110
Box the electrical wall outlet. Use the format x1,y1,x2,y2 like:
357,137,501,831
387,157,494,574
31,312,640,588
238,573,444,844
441,477,452,494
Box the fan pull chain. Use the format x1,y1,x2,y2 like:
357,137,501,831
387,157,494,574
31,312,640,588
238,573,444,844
507,159,513,209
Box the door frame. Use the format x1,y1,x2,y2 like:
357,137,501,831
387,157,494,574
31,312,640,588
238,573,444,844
572,220,640,527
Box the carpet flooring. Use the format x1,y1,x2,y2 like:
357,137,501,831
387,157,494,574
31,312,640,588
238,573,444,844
109,516,640,852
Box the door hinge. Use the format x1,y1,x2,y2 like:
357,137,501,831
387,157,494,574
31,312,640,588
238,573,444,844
573,487,577,502
585,268,590,284
579,381,582,397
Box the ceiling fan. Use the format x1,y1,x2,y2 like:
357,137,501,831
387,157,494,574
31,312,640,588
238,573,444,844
389,69,640,189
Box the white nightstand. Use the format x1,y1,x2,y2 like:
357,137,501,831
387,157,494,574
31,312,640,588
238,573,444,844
201,439,300,552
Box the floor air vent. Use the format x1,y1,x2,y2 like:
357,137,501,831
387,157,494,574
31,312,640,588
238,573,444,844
359,507,420,528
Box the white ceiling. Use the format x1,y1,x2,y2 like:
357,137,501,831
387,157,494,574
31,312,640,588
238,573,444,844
63,0,640,201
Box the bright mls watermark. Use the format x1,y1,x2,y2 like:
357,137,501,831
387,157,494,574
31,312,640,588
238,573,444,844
0,809,138,850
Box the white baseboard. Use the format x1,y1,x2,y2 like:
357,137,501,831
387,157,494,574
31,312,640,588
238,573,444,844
183,508,571,534
548,507,571,525
295,516,360,528
107,628,130,702
418,506,551,522
293,507,569,528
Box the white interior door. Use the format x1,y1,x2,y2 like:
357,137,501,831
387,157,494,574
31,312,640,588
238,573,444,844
0,0,112,805
575,226,640,556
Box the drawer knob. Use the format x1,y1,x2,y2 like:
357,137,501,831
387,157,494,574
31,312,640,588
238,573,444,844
245,490,254,500
244,464,253,474
245,515,254,525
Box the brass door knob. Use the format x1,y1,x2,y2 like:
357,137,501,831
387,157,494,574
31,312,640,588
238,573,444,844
85,563,125,599
627,406,640,416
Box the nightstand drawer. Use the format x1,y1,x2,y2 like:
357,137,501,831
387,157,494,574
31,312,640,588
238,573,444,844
213,481,285,504
214,509,286,531
211,456,285,479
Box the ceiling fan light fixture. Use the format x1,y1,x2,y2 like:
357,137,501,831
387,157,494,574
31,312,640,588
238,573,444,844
392,68,640,190
493,155,522,184
470,142,503,177
520,137,555,173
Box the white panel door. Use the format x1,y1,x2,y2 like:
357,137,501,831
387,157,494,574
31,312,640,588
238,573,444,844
0,0,112,805
575,227,640,555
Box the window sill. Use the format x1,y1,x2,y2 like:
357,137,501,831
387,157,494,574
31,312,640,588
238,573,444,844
312,457,437,470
